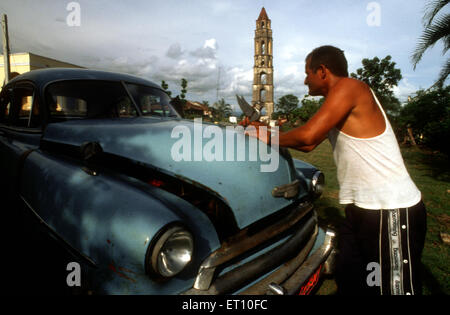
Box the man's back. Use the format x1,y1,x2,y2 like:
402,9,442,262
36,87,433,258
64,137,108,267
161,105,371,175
328,78,386,139
327,85,421,209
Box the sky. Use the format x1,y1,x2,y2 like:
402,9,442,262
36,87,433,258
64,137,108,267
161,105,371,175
0,0,448,113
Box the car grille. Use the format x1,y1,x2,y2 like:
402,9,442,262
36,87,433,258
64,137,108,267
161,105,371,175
182,202,317,295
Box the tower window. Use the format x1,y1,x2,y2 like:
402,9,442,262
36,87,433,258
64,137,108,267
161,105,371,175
260,89,267,102
261,21,265,28
261,41,266,55
260,73,267,84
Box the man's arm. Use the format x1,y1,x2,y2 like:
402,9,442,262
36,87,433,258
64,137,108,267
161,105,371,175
285,135,327,152
277,80,356,151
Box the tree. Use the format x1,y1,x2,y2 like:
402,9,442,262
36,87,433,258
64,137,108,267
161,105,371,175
291,96,324,123
275,94,299,120
161,80,172,97
399,85,450,155
180,78,188,100
411,0,449,87
212,98,232,121
170,95,184,117
351,55,402,116
161,79,189,117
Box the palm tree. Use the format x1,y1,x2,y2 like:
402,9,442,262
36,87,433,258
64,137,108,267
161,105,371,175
411,0,449,87
213,98,232,121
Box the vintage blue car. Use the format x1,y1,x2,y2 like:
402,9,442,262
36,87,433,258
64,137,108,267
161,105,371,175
0,68,335,295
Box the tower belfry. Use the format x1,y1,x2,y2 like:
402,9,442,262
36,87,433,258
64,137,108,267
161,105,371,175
252,7,274,119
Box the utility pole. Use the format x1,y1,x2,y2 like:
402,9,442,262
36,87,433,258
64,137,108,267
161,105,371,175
216,66,221,101
2,14,11,84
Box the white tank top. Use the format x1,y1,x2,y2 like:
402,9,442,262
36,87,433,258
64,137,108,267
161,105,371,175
327,89,421,210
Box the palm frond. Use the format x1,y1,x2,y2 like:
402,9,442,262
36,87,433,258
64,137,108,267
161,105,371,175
423,0,449,26
444,34,450,54
412,13,450,68
433,58,450,87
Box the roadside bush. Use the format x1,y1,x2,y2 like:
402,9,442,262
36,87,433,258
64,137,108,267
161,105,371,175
400,86,450,155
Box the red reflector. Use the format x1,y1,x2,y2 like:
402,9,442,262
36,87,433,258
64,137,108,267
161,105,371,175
298,264,322,295
149,179,164,187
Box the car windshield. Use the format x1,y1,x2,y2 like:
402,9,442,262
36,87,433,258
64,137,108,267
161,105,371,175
45,80,179,121
46,80,136,120
125,83,179,117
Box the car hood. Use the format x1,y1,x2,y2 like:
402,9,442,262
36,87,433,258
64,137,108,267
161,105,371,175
42,117,303,229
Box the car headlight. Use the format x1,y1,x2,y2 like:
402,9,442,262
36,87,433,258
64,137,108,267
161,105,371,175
148,225,194,278
311,171,325,197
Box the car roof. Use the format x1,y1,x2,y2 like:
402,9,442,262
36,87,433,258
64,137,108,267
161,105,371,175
7,68,162,90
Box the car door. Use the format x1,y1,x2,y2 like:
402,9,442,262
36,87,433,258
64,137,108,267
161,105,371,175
0,82,68,293
0,81,42,204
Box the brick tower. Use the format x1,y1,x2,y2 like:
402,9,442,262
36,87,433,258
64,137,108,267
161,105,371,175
252,7,274,119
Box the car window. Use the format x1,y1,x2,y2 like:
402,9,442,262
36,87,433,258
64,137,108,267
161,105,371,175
19,95,33,118
52,96,87,117
29,94,41,128
125,83,179,117
11,85,37,128
0,84,41,129
117,95,136,117
45,80,137,121
0,89,12,125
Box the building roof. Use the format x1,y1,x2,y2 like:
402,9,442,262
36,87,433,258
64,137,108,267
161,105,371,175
257,7,269,21
0,52,83,68
185,101,209,112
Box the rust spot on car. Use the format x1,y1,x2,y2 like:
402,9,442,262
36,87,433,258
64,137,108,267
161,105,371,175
108,261,137,283
107,239,111,244
119,266,136,274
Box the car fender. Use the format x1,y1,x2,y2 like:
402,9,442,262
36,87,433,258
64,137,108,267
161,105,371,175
19,150,221,294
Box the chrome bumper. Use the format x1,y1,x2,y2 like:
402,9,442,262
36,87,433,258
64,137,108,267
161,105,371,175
182,203,336,295
263,229,336,295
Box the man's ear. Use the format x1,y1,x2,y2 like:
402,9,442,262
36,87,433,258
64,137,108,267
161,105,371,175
318,65,327,79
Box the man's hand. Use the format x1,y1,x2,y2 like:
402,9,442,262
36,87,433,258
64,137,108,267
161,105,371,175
240,117,272,145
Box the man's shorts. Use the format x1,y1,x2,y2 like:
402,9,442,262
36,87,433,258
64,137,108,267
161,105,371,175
334,200,427,295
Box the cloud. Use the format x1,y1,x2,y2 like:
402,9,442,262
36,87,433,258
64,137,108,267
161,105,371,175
166,43,184,59
117,39,221,100
99,55,159,79
393,78,419,102
203,38,218,50
221,66,253,96
1,0,436,109
190,38,218,60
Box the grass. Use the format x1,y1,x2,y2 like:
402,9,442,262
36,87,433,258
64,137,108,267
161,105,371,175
289,141,450,295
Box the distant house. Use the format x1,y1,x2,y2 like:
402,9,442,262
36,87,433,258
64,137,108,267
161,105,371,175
1,52,83,88
184,101,212,118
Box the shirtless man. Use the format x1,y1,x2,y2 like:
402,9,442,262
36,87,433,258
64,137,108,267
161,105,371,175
251,45,427,295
